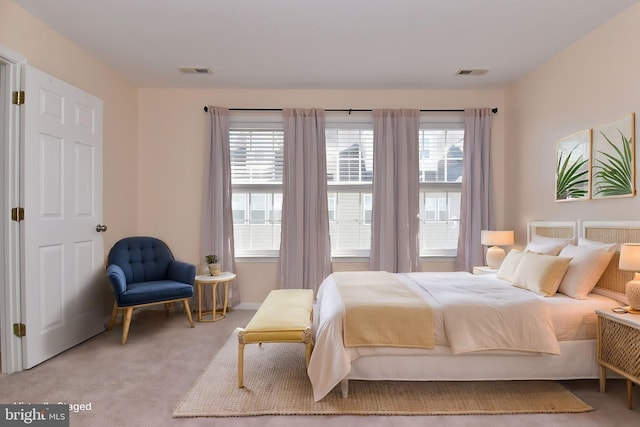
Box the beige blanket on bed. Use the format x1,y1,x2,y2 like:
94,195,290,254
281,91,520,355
333,271,434,348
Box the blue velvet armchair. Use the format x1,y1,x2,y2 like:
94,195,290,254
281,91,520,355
106,236,195,344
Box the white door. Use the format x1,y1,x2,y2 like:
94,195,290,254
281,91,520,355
21,65,105,368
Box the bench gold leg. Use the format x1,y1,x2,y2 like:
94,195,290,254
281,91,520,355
238,342,245,388
305,343,312,368
303,328,313,367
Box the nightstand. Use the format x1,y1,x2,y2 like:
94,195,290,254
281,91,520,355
472,266,498,275
596,308,640,409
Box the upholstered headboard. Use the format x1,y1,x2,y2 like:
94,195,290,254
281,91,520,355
527,220,640,303
582,221,640,301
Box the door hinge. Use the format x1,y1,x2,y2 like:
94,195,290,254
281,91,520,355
12,90,25,105
13,323,26,338
11,207,24,222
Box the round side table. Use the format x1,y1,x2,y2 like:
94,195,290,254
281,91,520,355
194,272,236,322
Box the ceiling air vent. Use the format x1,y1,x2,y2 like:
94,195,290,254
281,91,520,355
456,69,489,76
178,67,212,74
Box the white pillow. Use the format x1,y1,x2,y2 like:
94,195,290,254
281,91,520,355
557,243,616,299
496,249,525,282
578,237,617,251
526,235,572,255
511,252,572,296
524,241,566,256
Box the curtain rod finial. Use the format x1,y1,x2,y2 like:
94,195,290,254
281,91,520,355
204,106,208,112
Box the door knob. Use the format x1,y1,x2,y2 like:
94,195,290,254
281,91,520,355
96,224,108,232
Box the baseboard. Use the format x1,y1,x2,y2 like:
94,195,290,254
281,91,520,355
232,303,260,310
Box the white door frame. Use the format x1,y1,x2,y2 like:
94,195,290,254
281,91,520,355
0,44,26,374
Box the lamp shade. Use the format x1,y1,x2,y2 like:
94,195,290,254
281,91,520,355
619,243,640,313
481,230,514,246
619,243,640,271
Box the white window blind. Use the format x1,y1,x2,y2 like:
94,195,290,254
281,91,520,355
230,128,283,184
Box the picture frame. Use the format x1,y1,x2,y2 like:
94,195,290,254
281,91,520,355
555,129,591,202
591,113,635,199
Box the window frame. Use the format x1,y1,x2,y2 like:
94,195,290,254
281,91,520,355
227,111,464,260
418,114,465,258
325,113,374,258
229,113,284,259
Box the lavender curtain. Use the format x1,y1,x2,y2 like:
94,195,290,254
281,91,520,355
455,108,494,272
279,109,332,294
370,109,420,273
201,106,239,308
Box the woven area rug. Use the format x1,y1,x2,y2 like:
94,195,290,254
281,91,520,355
174,329,592,417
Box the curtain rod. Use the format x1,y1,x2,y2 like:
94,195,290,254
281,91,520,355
203,106,498,114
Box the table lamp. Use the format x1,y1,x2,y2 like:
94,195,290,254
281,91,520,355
618,243,640,314
481,230,514,268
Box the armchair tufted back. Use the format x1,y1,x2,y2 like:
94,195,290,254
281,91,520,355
108,236,175,284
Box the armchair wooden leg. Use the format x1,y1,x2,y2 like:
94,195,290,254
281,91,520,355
121,307,134,345
107,302,119,331
183,299,194,328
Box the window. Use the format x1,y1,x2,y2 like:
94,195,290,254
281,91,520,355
229,119,283,257
418,118,464,256
325,120,373,257
228,112,464,259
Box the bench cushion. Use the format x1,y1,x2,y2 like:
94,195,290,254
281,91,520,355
241,289,313,343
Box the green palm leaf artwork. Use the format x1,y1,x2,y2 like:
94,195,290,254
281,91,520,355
556,145,589,200
592,129,633,197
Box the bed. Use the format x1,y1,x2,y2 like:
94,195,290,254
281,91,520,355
307,220,639,402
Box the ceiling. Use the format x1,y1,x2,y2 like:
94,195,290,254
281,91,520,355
14,0,640,90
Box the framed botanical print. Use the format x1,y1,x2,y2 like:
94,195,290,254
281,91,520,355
591,113,635,199
556,129,591,202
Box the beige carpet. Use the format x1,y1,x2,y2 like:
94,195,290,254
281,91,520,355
174,329,592,417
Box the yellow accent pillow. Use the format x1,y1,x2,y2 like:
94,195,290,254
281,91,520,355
511,252,572,296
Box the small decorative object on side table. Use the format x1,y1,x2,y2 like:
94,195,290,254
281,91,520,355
194,272,236,322
205,254,221,276
473,266,499,275
596,308,640,409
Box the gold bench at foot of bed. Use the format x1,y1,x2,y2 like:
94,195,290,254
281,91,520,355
237,289,314,388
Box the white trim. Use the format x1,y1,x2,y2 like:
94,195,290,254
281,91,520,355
526,220,578,243
233,302,261,310
0,45,26,64
0,43,26,374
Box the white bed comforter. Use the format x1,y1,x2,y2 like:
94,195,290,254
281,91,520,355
307,271,560,402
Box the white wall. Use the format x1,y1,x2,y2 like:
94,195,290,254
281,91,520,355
505,2,640,243
1,0,139,316
8,0,640,304
137,89,505,303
